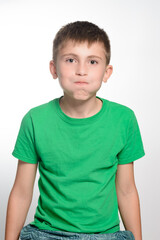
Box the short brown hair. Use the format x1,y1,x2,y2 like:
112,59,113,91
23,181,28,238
52,21,111,65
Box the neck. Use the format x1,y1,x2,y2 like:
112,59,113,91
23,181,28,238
59,95,102,118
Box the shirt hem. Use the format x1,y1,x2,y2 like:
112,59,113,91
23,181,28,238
29,222,120,234
12,151,38,164
118,151,145,164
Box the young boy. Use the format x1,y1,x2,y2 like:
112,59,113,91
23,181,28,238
5,21,145,240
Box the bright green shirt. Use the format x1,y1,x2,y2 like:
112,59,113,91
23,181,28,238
12,96,145,234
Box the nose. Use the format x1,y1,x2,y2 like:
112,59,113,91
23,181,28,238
75,62,87,76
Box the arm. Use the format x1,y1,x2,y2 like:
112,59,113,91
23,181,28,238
5,160,38,240
115,162,142,240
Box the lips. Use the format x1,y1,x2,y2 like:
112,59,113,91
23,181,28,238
75,81,88,84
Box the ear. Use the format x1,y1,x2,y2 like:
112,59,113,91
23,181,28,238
102,65,113,83
49,60,58,79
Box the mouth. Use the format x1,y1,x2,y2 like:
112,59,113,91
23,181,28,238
74,81,88,85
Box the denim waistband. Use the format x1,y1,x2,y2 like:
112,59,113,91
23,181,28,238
20,224,135,240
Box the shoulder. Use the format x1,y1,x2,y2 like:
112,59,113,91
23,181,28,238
22,98,57,122
103,98,135,119
30,99,55,113
109,100,134,114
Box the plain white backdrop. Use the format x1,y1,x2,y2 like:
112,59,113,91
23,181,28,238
1,0,160,239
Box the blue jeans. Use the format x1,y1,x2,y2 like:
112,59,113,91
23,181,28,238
19,224,135,240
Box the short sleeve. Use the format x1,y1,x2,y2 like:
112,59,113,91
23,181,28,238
117,110,145,164
12,111,40,164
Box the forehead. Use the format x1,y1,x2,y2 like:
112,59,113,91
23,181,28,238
58,40,106,57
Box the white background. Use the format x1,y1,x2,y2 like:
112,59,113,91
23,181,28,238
1,0,160,239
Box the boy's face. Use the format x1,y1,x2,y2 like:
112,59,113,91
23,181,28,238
50,40,113,101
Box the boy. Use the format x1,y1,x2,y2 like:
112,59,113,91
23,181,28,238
5,21,145,240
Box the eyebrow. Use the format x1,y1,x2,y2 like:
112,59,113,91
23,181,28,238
61,53,102,60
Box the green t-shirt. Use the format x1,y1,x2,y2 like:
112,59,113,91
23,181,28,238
12,96,145,234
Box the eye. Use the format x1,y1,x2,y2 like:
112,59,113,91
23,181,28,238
66,58,75,63
90,60,98,65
